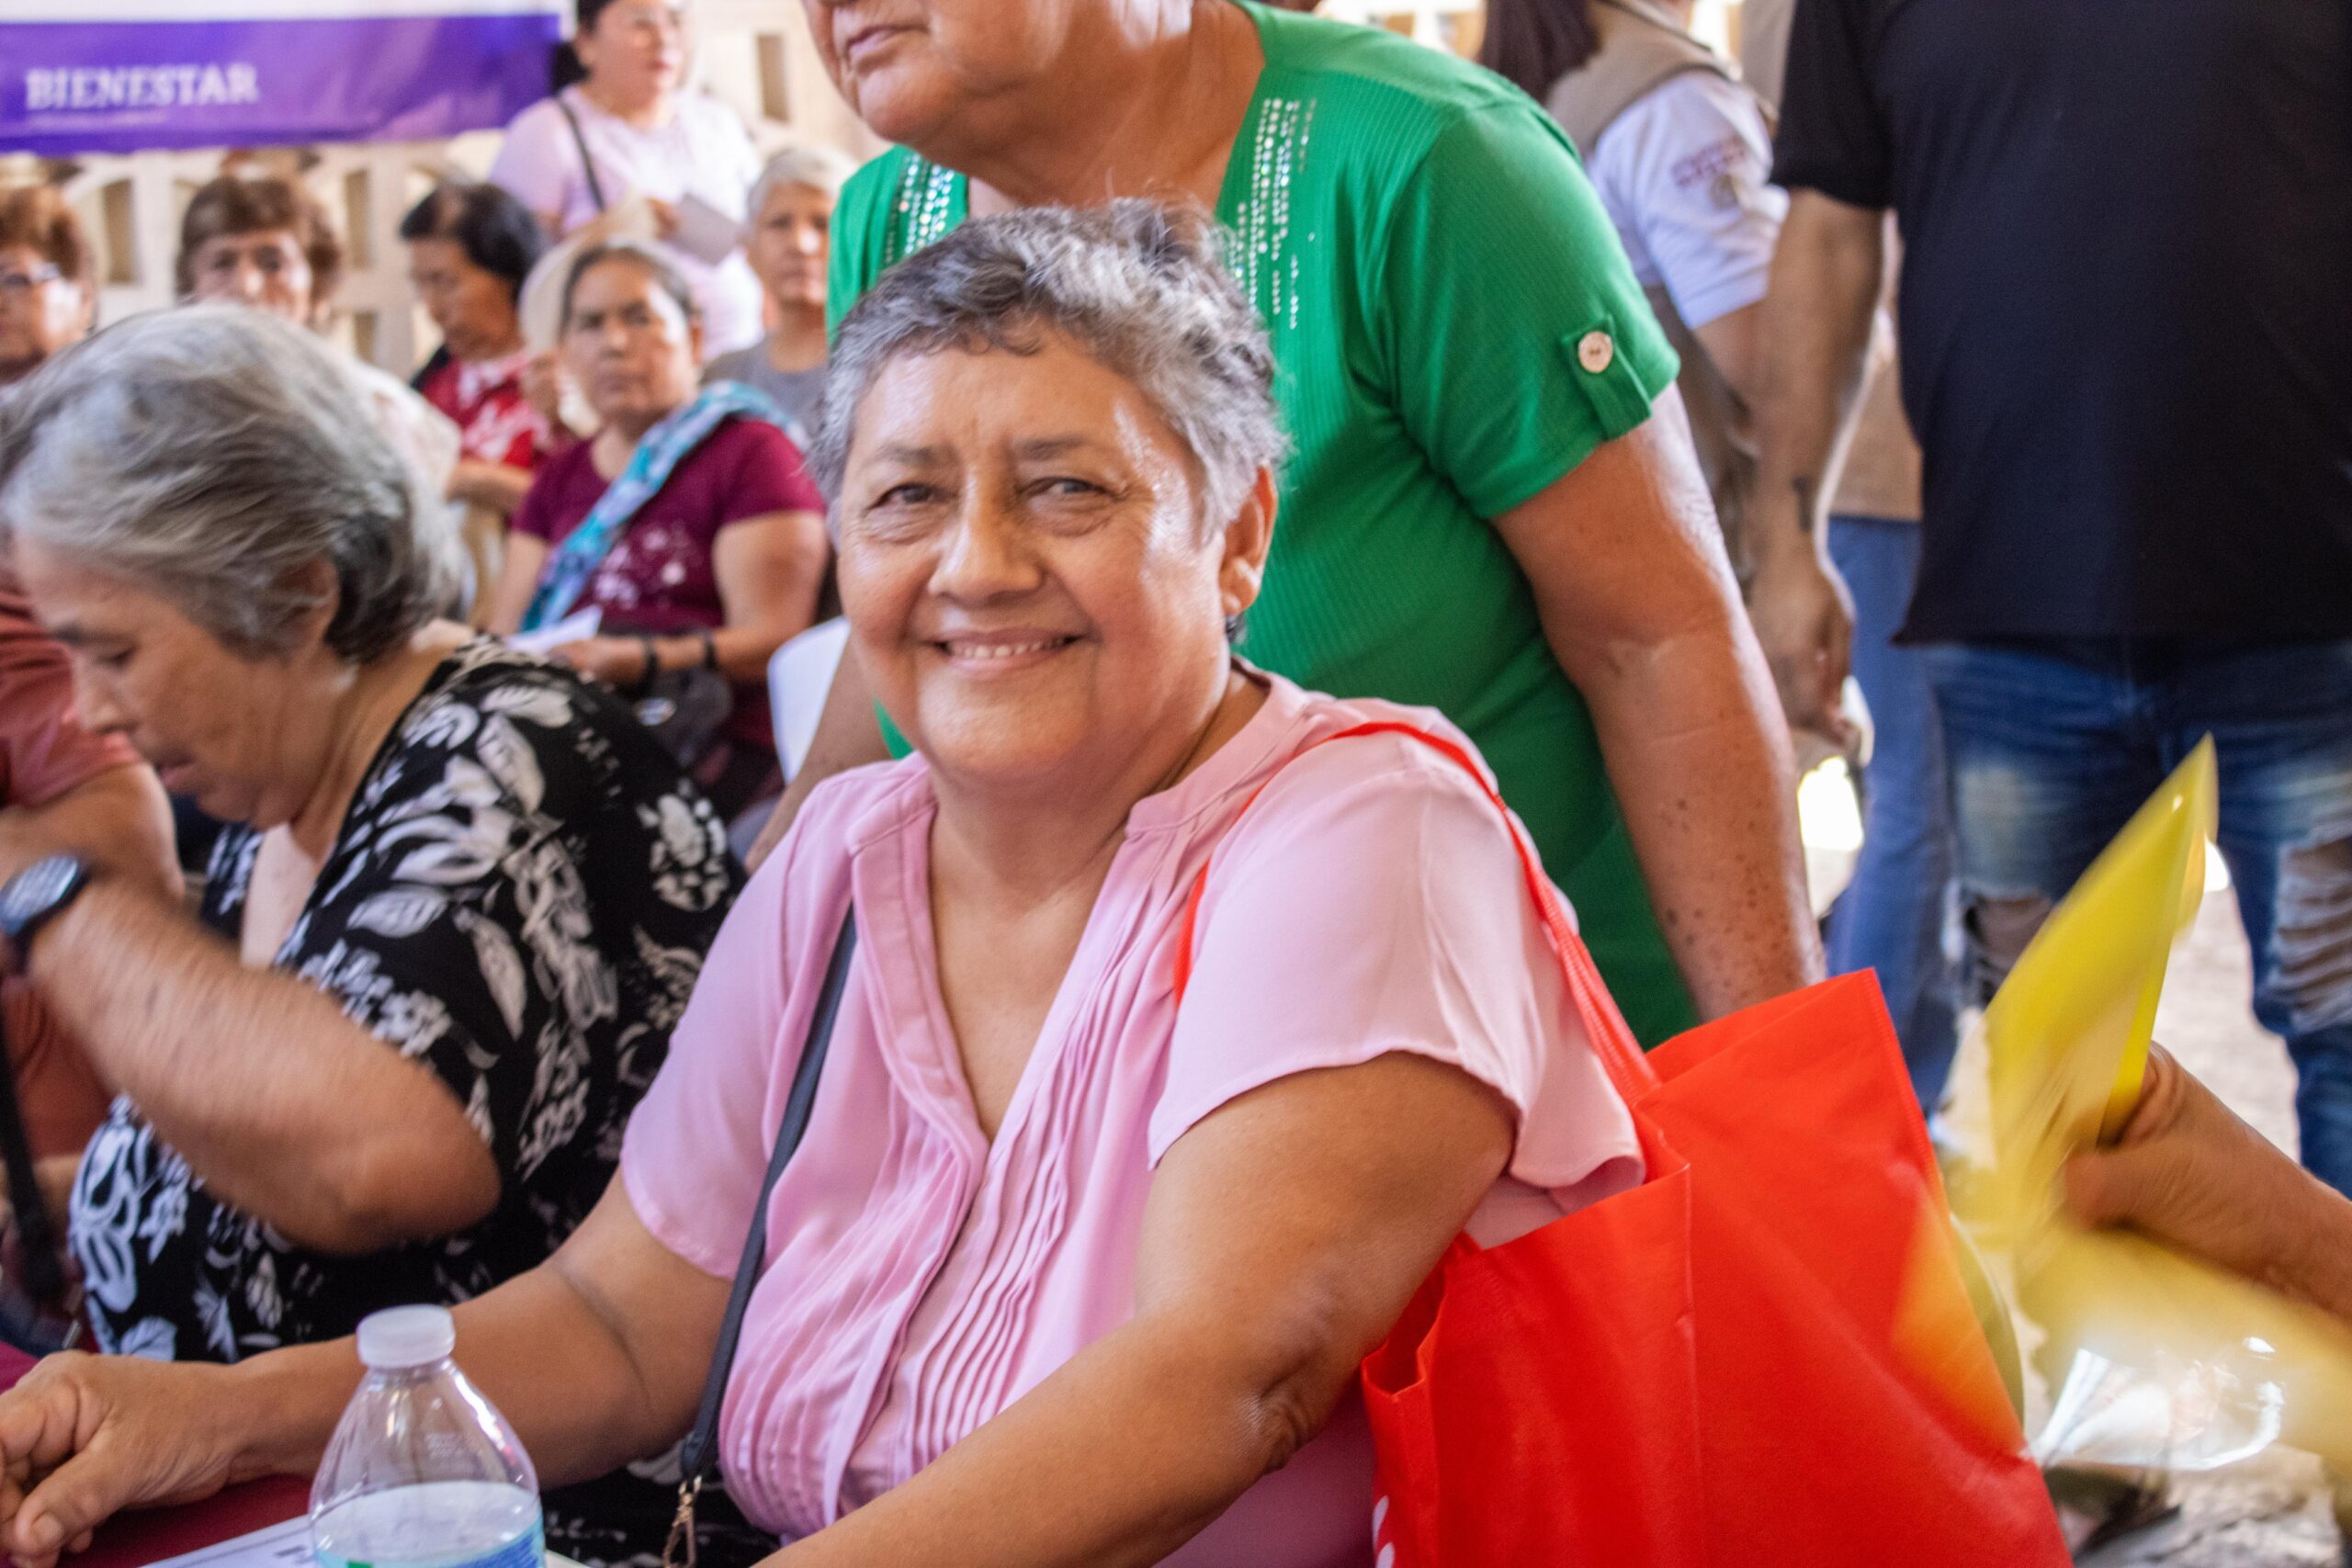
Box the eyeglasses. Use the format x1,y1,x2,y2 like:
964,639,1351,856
0,265,62,298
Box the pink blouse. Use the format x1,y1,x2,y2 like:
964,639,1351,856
621,672,1643,1564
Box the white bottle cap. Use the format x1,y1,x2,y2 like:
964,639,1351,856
356,1305,458,1370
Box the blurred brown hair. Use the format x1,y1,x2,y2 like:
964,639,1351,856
1478,0,1602,98
174,174,344,302
0,186,94,290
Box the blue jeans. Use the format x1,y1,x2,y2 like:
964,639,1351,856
1826,517,1960,1108
1922,638,2352,1197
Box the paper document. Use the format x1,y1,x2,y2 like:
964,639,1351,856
140,1516,310,1568
670,192,745,265
508,608,602,657
137,1513,587,1568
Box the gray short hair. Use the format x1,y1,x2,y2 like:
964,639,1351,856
811,201,1287,532
0,305,459,664
748,144,859,219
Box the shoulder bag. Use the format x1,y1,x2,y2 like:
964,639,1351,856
662,911,857,1568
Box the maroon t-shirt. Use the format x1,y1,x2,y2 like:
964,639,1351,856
0,581,141,1156
511,416,823,751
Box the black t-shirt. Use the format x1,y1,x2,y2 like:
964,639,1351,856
1773,0,2352,642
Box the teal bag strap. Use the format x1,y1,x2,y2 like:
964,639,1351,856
521,380,789,633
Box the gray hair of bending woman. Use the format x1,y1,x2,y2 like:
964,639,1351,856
810,201,1287,533
0,305,460,664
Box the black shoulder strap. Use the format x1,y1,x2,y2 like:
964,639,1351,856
676,911,856,1483
555,91,610,215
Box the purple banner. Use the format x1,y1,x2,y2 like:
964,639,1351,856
1,14,564,156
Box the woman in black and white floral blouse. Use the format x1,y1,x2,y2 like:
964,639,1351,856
0,306,739,1371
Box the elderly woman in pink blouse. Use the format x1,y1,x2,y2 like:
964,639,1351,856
0,204,1640,1568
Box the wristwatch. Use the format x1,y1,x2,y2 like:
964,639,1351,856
0,854,90,974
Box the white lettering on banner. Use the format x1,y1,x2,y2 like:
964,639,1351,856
23,62,263,115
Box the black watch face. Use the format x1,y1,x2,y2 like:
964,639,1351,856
4,857,78,931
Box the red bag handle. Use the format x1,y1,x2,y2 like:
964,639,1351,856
1172,721,1662,1100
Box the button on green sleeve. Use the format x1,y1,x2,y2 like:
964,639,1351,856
1370,106,1680,520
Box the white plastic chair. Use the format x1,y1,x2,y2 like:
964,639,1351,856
768,617,852,783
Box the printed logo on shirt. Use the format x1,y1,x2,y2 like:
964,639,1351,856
1670,136,1754,208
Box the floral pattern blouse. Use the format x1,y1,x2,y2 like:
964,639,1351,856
69,640,741,1364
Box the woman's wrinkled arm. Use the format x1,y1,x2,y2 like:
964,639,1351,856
701,508,831,683
771,1052,1512,1568
0,1181,730,1566
15,879,499,1253
448,458,537,516
1494,389,1821,1019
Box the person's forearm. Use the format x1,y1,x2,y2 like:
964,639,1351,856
232,1261,673,1487
450,461,535,515
2282,1181,2352,1325
226,1342,365,1482
636,624,795,688
1690,299,1766,414
1579,616,1821,1016
26,880,496,1249
1752,193,1886,564
745,652,892,872
707,518,832,682
774,1314,1309,1568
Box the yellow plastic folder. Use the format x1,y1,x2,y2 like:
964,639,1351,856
1955,739,2352,1472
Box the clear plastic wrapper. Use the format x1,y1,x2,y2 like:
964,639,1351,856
1952,740,2352,1474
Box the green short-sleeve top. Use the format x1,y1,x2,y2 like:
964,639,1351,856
830,2,1695,1042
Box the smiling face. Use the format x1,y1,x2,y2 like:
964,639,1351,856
561,254,702,433
804,0,1080,148
185,229,316,325
835,331,1270,799
749,180,834,314
577,0,690,108
12,539,346,829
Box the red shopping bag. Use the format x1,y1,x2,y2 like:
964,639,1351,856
1179,723,2066,1568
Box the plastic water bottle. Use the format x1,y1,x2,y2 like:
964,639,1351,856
310,1305,544,1568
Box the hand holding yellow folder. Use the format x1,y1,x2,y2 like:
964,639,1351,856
1953,740,2352,1470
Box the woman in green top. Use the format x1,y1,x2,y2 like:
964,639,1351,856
764,0,1815,1042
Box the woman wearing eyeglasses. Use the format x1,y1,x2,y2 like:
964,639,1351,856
0,187,96,398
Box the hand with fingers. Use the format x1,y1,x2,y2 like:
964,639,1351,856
544,637,651,691
0,1352,254,1568
1746,543,1857,747
2064,1044,2352,1325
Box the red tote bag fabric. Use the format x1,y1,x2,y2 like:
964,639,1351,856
1177,722,2066,1568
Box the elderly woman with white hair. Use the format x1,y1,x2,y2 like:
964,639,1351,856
0,207,1641,1568
0,308,737,1380
703,145,861,442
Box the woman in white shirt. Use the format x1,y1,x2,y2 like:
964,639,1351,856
490,0,764,356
